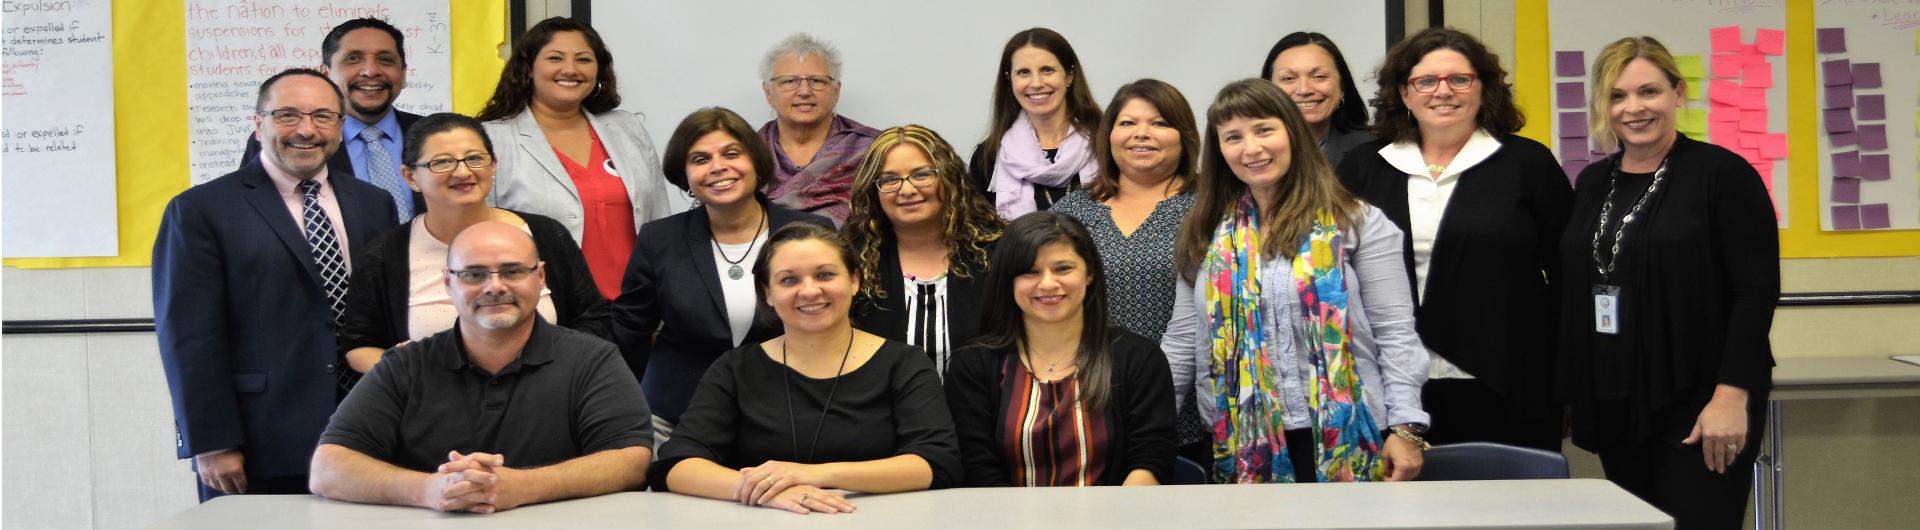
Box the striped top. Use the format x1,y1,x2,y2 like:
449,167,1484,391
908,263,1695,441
998,360,1111,487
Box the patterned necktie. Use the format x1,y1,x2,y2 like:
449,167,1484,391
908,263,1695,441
359,126,409,221
298,180,349,326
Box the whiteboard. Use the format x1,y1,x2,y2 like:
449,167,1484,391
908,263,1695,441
594,0,1389,210
1812,3,1919,231
1548,0,1791,228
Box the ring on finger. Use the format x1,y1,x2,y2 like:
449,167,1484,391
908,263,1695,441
800,493,810,503
764,477,777,485
1725,442,1739,451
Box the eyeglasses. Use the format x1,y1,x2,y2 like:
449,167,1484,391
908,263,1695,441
412,154,496,173
1407,74,1477,93
260,109,344,127
875,169,938,193
769,75,837,92
446,263,540,285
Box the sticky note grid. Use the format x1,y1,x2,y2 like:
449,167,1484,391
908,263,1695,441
1704,26,1785,196
1816,27,1895,231
1552,50,1590,184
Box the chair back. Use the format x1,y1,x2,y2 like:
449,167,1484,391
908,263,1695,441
1170,456,1209,485
1415,442,1570,481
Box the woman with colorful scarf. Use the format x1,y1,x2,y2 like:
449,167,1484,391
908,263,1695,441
1162,79,1431,483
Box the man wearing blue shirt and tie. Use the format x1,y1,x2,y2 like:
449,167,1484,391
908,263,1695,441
241,17,425,220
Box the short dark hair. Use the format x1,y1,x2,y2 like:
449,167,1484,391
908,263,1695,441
1262,32,1369,133
476,17,621,121
1089,78,1198,201
660,107,775,194
1369,27,1524,143
255,68,344,112
751,223,858,328
321,18,406,67
975,211,1117,411
401,113,495,166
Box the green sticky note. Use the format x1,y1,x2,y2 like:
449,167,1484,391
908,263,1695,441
1676,55,1706,80
1678,107,1708,136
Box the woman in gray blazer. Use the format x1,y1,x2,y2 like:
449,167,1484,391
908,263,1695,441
477,17,673,300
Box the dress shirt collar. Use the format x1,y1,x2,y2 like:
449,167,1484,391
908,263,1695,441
1377,129,1502,181
342,109,403,146
260,151,333,198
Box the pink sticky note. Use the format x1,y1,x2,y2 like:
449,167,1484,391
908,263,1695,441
1739,110,1769,132
1861,204,1891,229
1712,54,1746,78
1832,176,1861,203
1832,205,1862,230
1710,121,1739,143
1856,94,1886,120
1710,104,1743,122
1738,87,1768,109
1753,161,1775,189
1832,151,1861,176
1825,83,1854,109
1851,63,1881,88
1857,124,1888,150
1739,133,1766,149
1760,134,1789,159
1737,148,1764,165
1860,154,1891,181
1708,80,1742,105
1711,26,1744,53
1743,61,1773,87
1816,28,1847,54
1824,108,1856,133
1755,29,1786,55
1822,59,1852,85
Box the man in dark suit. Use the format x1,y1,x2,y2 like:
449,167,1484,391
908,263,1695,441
155,68,399,502
239,18,424,220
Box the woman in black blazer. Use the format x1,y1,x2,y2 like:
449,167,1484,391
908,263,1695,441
611,108,832,436
337,113,610,378
1336,28,1573,451
944,212,1173,487
844,125,1005,377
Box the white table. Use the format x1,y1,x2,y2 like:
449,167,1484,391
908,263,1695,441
1755,356,1920,530
148,479,1671,529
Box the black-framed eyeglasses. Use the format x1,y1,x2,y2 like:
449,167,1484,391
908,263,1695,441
260,109,344,127
769,75,837,92
875,169,938,193
445,263,540,285
1407,74,1476,93
411,154,496,174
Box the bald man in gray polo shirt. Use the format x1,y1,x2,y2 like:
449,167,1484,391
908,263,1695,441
310,221,652,513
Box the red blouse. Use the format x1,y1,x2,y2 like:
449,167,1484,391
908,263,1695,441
999,360,1111,487
554,128,636,301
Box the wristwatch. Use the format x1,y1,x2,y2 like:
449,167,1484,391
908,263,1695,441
1388,423,1432,451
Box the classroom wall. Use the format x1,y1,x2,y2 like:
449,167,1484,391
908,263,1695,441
3,1,1915,528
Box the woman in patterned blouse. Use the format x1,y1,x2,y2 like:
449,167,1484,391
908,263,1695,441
844,125,1005,377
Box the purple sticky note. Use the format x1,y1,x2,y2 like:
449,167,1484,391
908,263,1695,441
1822,60,1852,85
1712,54,1746,78
1856,95,1886,121
1860,154,1891,181
1824,108,1856,133
1832,176,1861,203
1861,204,1891,229
1829,130,1857,148
1739,109,1769,133
1755,29,1785,55
1816,28,1847,54
1832,151,1861,176
1857,124,1888,150
1711,26,1744,53
1825,83,1854,109
1560,112,1589,134
1559,142,1589,162
1561,160,1587,185
1851,63,1881,89
1556,51,1585,77
1832,205,1862,230
1556,82,1585,109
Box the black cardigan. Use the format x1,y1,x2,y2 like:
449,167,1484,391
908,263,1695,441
335,210,612,364
943,330,1175,486
1556,134,1778,450
1336,134,1573,421
609,200,834,423
849,237,992,364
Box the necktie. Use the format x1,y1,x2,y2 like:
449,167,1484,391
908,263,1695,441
359,126,410,221
298,180,349,326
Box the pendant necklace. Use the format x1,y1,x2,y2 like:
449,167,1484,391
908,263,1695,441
712,207,767,280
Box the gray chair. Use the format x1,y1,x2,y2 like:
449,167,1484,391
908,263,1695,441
1415,442,1570,481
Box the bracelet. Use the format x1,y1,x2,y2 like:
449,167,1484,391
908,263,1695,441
1388,425,1432,452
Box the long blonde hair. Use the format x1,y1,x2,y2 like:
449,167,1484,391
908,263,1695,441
1588,36,1687,149
1175,79,1362,281
843,125,1004,300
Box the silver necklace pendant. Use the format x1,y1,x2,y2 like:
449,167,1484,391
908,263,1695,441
728,264,744,280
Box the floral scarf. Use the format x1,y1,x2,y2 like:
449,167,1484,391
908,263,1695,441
1205,199,1383,483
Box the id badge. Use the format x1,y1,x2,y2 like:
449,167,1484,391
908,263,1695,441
1593,285,1621,335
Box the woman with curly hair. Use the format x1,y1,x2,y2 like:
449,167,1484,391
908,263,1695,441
844,125,1006,377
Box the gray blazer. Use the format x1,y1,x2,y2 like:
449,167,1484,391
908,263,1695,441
485,109,674,244
1162,206,1430,432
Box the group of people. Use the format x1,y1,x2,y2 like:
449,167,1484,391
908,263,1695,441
152,16,1777,529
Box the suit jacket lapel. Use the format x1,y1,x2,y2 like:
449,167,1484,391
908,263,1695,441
515,111,581,203
683,208,730,322
240,165,324,288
